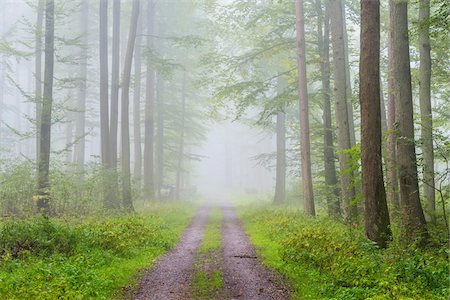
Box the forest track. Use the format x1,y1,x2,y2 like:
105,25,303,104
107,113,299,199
133,204,290,300
133,206,211,300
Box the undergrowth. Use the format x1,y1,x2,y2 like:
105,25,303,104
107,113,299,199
239,206,449,300
0,204,195,299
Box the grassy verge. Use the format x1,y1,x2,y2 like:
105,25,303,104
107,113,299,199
0,203,196,300
191,207,224,299
239,205,449,300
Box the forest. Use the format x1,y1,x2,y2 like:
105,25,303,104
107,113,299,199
0,0,449,299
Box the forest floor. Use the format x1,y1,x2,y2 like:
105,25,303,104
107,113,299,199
133,204,290,300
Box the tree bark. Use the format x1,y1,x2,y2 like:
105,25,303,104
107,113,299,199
386,0,400,211
329,0,356,222
74,0,88,171
110,0,121,169
392,1,428,243
295,0,315,216
35,0,44,162
121,0,139,211
360,0,392,248
37,0,55,214
144,0,156,200
133,4,143,182
418,0,435,222
317,0,339,218
175,73,187,201
156,74,164,199
274,75,286,204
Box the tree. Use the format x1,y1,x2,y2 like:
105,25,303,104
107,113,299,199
35,0,44,162
360,0,391,248
74,0,88,171
144,0,155,200
274,75,286,204
175,72,187,201
110,0,120,169
121,0,140,211
37,0,55,214
418,0,435,222
295,0,315,216
133,4,143,182
99,0,112,208
317,0,339,218
329,0,356,222
391,0,428,243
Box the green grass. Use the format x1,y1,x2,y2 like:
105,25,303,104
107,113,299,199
239,205,449,300
191,207,224,299
0,203,196,299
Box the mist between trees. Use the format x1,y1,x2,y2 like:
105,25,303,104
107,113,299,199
0,0,448,247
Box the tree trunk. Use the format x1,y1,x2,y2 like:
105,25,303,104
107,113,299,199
386,0,400,211
133,4,143,182
392,1,428,243
418,0,435,222
317,0,339,218
295,0,315,216
121,0,139,211
74,0,88,171
274,75,286,204
156,74,164,199
35,0,44,162
329,0,356,222
144,0,156,200
99,0,113,208
110,0,121,169
37,0,55,214
360,0,392,248
175,73,187,201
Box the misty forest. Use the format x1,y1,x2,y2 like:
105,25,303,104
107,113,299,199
0,0,449,299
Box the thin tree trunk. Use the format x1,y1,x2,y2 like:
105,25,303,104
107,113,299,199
144,0,156,200
392,1,428,243
317,0,339,218
360,0,392,248
99,0,112,208
418,0,435,222
274,75,286,204
74,0,88,171
175,73,186,201
110,0,121,169
329,0,356,222
156,74,164,199
37,0,55,214
133,5,143,182
121,0,139,211
35,0,44,162
386,0,400,211
295,0,315,216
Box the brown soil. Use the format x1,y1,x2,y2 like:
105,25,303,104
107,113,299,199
133,206,210,300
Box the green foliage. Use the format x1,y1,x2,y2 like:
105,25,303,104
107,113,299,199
0,205,195,299
192,270,223,300
239,206,449,300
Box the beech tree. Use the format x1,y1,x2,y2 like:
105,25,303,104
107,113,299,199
360,0,391,248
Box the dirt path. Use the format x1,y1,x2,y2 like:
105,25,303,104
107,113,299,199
221,206,290,299
133,205,290,300
133,207,210,300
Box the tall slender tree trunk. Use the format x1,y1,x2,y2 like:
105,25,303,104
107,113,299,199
329,0,356,222
144,0,155,200
110,0,121,169
74,0,88,171
156,74,164,199
133,5,143,182
295,0,315,216
175,73,186,201
37,0,55,214
418,0,435,222
360,0,392,248
35,0,44,162
121,0,139,211
99,0,113,208
274,75,286,204
317,0,339,218
386,0,400,211
392,1,428,243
